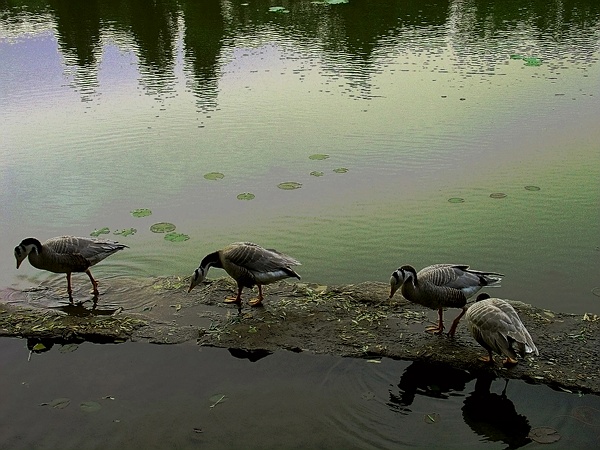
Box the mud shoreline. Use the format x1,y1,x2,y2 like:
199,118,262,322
1,278,598,395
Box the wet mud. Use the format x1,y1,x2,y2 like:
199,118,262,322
1,277,598,394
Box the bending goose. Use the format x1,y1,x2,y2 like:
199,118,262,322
466,293,539,366
14,236,128,299
389,264,503,337
188,242,301,309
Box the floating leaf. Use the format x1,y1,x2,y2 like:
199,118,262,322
592,287,600,298
333,167,348,173
489,193,507,199
209,394,227,408
47,398,71,409
525,185,541,191
90,227,110,237
277,182,302,190
150,222,176,233
113,228,137,237
268,6,289,13
310,171,324,177
523,57,542,66
424,413,440,424
510,54,524,60
80,401,102,413
528,427,560,444
237,193,255,200
164,232,190,242
131,208,152,218
204,172,225,181
309,154,329,160
448,197,465,203
32,343,46,352
59,344,79,354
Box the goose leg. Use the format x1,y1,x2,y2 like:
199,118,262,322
502,357,518,366
224,285,243,305
447,307,466,338
85,269,99,295
478,350,494,364
248,285,264,307
66,273,74,301
425,308,445,334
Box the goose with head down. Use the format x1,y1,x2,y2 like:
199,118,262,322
389,264,503,337
188,242,301,310
466,293,539,366
14,236,128,300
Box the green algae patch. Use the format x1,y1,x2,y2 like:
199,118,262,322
165,232,190,242
113,228,137,237
131,208,152,218
90,227,110,237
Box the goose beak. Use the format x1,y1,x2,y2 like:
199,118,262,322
16,259,23,269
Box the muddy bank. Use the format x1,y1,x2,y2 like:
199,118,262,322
1,277,598,394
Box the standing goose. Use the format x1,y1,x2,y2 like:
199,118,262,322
389,264,503,337
188,242,301,309
14,236,128,299
466,293,539,366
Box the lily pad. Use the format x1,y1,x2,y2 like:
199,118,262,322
90,227,110,237
310,171,325,177
525,185,541,191
510,54,524,60
309,154,330,160
489,193,507,199
150,222,176,233
32,343,46,352
523,57,542,66
131,208,152,218
528,427,560,444
164,232,190,242
448,197,465,203
204,172,225,181
333,167,348,173
277,182,302,190
46,398,71,409
113,228,137,237
268,6,289,13
237,193,255,200
80,401,102,413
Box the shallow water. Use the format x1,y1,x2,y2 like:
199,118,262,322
1,0,600,448
1,338,599,450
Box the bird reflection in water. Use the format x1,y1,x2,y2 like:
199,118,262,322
387,361,474,414
462,372,531,449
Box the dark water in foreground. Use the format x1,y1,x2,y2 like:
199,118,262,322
1,0,600,447
1,338,599,450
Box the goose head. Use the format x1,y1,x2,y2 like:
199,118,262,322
14,238,41,269
188,265,208,292
389,265,417,299
475,293,491,302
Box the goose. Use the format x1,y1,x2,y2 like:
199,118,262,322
188,242,301,309
14,236,128,299
466,293,538,366
389,264,503,337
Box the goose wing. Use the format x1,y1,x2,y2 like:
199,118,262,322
44,236,127,266
223,242,300,274
488,298,538,356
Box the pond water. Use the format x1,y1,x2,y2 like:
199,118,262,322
1,0,600,448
